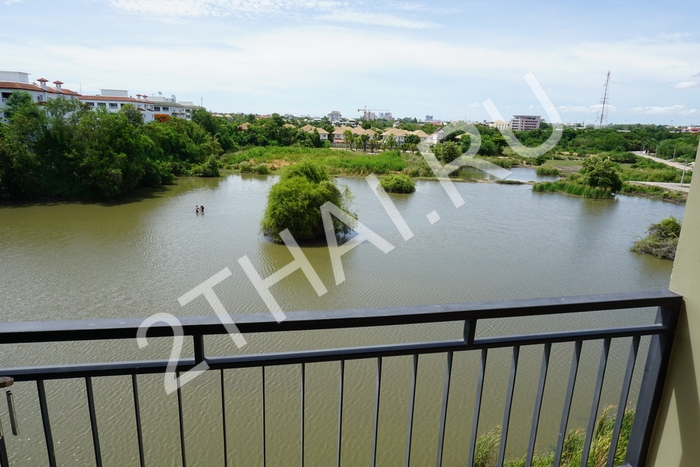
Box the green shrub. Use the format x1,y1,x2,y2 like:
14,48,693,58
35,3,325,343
379,174,415,193
532,181,612,199
536,166,561,176
495,179,524,185
260,162,352,243
631,216,682,260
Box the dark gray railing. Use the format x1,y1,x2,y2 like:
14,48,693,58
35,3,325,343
0,290,682,467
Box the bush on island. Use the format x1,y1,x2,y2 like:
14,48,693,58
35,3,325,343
631,216,682,260
379,174,415,193
261,161,353,243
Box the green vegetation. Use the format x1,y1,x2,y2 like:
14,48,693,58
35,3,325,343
532,181,612,199
631,216,682,260
2,92,695,201
260,161,352,243
620,183,686,203
379,174,415,193
580,155,623,192
474,407,633,467
536,166,561,176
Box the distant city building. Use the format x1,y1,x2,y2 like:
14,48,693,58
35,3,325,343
328,110,342,124
0,70,201,123
489,120,510,131
510,115,542,131
425,115,433,122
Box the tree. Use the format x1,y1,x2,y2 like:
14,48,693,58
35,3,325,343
580,155,623,192
2,91,34,122
384,134,397,151
343,130,354,151
260,162,353,243
119,103,144,127
404,134,421,153
432,141,462,164
360,134,370,152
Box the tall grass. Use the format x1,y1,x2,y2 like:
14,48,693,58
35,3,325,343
532,182,612,199
536,166,561,176
473,407,634,467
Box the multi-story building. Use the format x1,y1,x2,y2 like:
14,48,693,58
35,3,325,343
510,115,542,131
0,70,200,123
328,110,342,124
0,71,80,118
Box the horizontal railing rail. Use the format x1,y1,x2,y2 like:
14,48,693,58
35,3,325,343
0,290,683,467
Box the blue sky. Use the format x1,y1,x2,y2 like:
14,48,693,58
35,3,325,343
2,0,699,124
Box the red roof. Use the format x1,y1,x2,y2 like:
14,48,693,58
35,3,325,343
0,81,80,96
37,78,48,82
53,80,63,85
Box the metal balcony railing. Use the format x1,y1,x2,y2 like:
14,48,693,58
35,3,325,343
0,290,682,467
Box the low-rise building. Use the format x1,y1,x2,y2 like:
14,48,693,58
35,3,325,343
489,120,510,131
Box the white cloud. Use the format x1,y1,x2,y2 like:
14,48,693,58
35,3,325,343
4,0,23,4
629,105,699,116
656,32,692,41
558,104,617,114
318,10,439,29
675,80,700,89
466,103,481,108
108,0,341,18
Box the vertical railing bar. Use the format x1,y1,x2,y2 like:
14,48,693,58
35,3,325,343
553,340,582,467
625,304,680,467
371,357,382,467
176,372,187,467
132,375,146,467
404,354,419,467
85,377,103,467
193,334,205,364
436,351,454,467
37,380,57,467
300,363,305,467
606,336,640,467
262,366,267,467
525,343,551,467
0,416,8,467
581,338,611,467
336,360,345,467
497,346,520,467
467,349,488,467
463,319,476,345
220,370,228,467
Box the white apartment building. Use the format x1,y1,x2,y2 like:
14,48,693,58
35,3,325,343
0,70,200,123
510,115,542,131
0,71,80,118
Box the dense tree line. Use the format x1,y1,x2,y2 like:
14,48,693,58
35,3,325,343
0,92,325,198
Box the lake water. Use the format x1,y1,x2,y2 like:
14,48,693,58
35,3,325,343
0,171,685,466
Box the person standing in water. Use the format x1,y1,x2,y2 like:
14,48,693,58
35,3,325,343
200,205,204,214
195,205,200,214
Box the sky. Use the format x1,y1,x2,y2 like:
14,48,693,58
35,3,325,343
1,0,699,125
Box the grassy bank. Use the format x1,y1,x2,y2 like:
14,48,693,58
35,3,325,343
532,181,612,199
223,147,407,176
621,183,687,204
475,407,633,467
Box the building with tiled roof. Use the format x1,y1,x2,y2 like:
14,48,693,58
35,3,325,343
1,71,80,118
1,70,201,123
300,124,329,140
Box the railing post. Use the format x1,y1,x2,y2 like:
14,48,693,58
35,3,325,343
626,304,681,466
